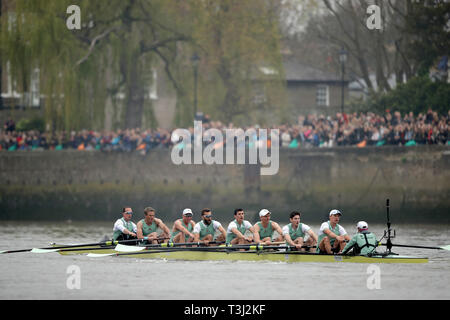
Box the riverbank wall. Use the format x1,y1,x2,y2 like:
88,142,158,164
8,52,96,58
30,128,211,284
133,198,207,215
1,146,449,223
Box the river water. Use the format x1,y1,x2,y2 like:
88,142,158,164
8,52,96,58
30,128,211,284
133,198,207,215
0,221,449,300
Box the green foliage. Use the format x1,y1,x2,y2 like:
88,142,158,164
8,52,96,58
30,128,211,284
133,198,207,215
189,0,285,125
405,0,450,76
2,0,286,131
16,117,45,132
1,0,110,131
362,76,450,115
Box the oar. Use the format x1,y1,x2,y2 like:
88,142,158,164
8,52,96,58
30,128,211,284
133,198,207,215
89,243,303,258
87,246,268,258
381,243,450,251
115,241,226,253
114,241,285,253
33,237,171,253
0,238,146,254
42,239,223,254
57,246,117,253
88,248,195,258
54,236,173,253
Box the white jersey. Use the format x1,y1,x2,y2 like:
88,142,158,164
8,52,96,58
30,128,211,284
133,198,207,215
282,223,311,236
318,221,347,236
193,220,222,233
113,218,137,233
226,220,253,235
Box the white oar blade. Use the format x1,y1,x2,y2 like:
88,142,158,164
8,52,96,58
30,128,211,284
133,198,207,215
440,245,450,251
115,244,146,253
87,253,116,258
31,248,60,253
0,250,7,254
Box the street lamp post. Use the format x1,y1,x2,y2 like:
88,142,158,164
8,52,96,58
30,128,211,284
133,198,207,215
191,53,200,120
339,48,348,115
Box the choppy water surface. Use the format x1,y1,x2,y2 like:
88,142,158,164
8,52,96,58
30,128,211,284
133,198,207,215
0,221,449,300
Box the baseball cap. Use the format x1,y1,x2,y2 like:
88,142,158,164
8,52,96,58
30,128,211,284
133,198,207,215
329,209,342,217
182,208,193,216
357,221,368,230
259,209,270,217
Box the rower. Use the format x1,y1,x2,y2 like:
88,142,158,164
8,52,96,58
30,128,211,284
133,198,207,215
317,209,351,254
226,208,258,245
253,209,284,244
282,211,318,252
170,208,196,243
342,221,379,256
193,208,226,245
112,207,137,241
136,207,171,244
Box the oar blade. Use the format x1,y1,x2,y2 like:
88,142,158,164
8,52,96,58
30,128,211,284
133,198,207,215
87,253,116,258
0,250,7,254
440,245,450,251
30,248,60,253
115,244,146,253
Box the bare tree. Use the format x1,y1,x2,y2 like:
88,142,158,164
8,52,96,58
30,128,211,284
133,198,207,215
289,0,425,94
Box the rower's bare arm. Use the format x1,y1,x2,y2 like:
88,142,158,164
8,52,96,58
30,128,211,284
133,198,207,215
179,225,194,238
124,228,136,237
119,223,137,237
218,226,227,239
231,228,246,240
285,234,294,246
136,221,144,239
190,221,196,237
178,221,195,238
273,222,284,239
323,228,337,239
249,226,259,242
154,218,162,228
174,220,187,234
156,219,171,236
308,229,318,242
193,232,200,242
174,220,193,235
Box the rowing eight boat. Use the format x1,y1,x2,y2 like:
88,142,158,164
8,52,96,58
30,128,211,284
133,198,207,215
88,250,429,264
3,199,443,264
50,243,428,263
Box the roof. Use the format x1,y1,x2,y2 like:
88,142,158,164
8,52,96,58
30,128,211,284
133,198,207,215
282,58,345,83
253,57,349,83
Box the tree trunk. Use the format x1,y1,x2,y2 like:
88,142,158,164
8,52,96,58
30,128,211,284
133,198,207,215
124,63,145,129
123,51,145,129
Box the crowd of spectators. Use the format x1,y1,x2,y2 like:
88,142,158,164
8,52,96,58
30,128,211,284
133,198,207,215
1,109,449,153
0,125,172,153
279,109,450,148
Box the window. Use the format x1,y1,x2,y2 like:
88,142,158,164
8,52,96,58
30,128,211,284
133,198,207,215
316,85,329,107
252,84,267,105
30,68,40,107
149,69,158,100
253,92,266,105
2,61,21,99
2,63,40,107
